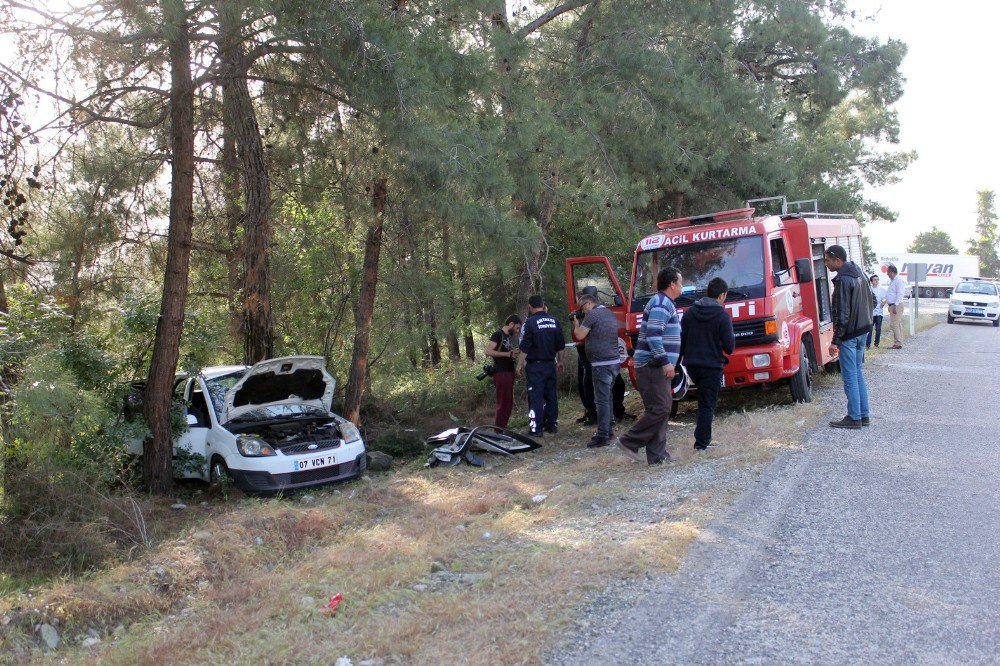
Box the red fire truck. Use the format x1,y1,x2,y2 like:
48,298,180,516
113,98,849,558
565,199,868,403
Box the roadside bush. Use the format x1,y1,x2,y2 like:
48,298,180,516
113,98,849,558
0,462,150,574
1,350,149,575
371,428,428,459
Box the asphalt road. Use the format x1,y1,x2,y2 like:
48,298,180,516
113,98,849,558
551,320,1000,665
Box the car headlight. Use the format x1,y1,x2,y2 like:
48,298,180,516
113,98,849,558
236,435,276,457
339,421,362,444
950,299,961,306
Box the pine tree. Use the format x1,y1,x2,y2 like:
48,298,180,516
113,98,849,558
908,227,959,254
969,190,999,277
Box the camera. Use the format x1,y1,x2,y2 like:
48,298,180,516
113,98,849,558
476,364,496,381
568,309,584,322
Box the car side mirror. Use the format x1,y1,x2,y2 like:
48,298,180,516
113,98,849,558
795,258,814,283
186,413,199,427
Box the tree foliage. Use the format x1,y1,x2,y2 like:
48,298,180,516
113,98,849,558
969,189,999,277
0,0,916,492
908,227,958,254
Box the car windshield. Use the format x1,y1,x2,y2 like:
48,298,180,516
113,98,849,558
632,235,765,307
954,282,997,295
205,371,246,420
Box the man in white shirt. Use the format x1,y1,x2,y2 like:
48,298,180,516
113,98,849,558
881,264,906,349
867,274,888,349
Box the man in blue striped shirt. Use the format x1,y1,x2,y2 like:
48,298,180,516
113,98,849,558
617,266,684,465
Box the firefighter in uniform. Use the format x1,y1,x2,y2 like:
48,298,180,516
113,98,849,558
517,294,566,436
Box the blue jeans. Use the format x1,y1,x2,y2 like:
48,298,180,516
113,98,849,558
838,334,870,421
591,364,618,439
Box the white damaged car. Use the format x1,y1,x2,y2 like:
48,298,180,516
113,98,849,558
128,356,367,493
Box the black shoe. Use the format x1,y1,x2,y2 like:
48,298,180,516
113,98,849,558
694,441,719,450
524,429,543,438
575,413,596,424
543,424,558,434
861,417,871,426
829,417,862,430
587,436,613,449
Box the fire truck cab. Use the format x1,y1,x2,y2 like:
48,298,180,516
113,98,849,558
566,201,868,403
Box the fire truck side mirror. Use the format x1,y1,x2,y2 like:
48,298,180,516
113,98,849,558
795,258,814,283
613,294,623,307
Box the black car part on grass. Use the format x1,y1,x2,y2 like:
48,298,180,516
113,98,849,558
425,425,542,467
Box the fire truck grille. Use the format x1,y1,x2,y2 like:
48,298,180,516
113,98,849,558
732,320,779,347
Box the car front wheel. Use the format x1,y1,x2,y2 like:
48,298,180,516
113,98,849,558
209,457,232,486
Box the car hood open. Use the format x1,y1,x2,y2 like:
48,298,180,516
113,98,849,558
221,356,336,423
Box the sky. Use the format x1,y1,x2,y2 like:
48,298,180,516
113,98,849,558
848,0,1000,258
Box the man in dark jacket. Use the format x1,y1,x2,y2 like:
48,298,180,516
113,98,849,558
824,245,874,429
680,277,736,450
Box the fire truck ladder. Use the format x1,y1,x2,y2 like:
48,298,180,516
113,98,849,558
745,195,853,219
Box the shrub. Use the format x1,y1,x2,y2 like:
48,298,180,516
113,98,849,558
371,428,428,459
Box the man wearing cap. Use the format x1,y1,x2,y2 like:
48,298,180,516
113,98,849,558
881,264,906,349
680,276,735,450
824,245,874,429
571,290,621,448
517,295,566,436
616,266,683,465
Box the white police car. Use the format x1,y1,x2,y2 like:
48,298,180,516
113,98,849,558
128,356,366,493
948,279,1000,327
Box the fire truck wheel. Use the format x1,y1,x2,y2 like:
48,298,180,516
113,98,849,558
789,345,813,403
670,399,679,419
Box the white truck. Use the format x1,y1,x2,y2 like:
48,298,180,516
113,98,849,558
876,253,980,299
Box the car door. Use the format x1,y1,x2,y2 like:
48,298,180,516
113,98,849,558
175,377,211,479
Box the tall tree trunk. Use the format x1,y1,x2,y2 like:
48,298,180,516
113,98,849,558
344,177,387,425
514,168,559,310
442,219,461,361
221,85,243,346
459,261,475,360
0,270,7,314
218,0,274,364
143,0,195,495
422,222,441,366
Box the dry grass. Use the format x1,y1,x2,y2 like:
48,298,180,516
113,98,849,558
2,386,827,664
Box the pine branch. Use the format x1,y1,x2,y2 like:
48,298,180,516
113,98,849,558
516,0,593,39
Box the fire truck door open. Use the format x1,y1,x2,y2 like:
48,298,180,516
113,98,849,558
565,257,626,314
811,241,836,364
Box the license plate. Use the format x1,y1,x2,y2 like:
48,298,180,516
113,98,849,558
293,455,336,471
968,308,984,315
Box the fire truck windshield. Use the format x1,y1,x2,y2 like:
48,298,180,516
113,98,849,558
632,235,765,307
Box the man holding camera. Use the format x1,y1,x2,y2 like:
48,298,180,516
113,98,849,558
484,314,522,428
517,295,566,436
571,291,621,448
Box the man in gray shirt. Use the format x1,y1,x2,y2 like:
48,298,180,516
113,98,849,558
572,292,622,448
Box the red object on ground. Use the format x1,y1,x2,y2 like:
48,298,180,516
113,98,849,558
323,593,344,615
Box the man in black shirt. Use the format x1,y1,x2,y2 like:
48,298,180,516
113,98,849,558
485,315,522,428
517,295,566,436
679,277,735,450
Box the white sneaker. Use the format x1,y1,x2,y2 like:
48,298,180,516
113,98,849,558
615,438,644,463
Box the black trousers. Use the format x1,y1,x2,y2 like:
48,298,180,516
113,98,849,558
578,351,627,419
526,361,558,433
867,315,883,348
686,365,723,448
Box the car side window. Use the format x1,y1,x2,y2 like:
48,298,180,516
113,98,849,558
188,385,212,428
